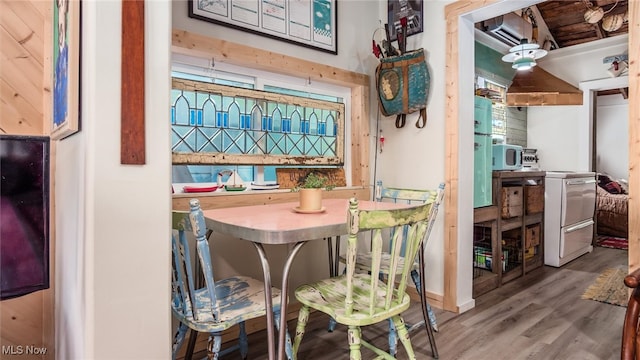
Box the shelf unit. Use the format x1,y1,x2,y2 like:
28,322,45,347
473,170,546,297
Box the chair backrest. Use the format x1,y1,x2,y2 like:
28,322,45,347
171,199,219,322
375,181,445,255
343,186,443,317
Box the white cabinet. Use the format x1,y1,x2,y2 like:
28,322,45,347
544,171,596,267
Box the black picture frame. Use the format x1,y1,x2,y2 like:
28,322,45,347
188,0,338,55
387,0,423,42
0,135,50,300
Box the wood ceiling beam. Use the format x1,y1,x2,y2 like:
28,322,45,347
620,87,629,99
594,21,606,40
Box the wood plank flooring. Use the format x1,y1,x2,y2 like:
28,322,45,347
199,246,628,359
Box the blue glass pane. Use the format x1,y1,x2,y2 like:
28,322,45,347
189,109,196,126
203,101,216,127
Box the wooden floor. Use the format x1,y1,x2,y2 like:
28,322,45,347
203,246,628,359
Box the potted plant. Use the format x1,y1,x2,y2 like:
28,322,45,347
293,172,334,211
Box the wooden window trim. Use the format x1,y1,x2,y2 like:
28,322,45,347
171,29,371,208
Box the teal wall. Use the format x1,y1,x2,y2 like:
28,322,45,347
475,42,516,86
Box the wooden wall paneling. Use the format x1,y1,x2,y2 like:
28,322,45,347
0,25,43,134
0,78,43,128
0,294,44,356
0,1,43,135
26,0,48,19
1,26,43,91
628,1,639,274
1,2,45,65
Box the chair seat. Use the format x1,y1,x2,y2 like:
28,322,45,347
295,273,411,326
172,275,283,333
341,253,419,275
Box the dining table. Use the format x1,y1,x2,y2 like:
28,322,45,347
201,197,418,360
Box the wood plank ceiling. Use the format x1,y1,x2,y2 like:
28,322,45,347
537,0,629,98
537,0,629,48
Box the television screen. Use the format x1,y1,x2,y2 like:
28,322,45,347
0,135,50,300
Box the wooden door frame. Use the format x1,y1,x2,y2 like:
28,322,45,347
443,0,639,312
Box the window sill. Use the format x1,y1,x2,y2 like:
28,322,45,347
171,186,370,211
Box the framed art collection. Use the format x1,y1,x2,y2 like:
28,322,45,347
52,0,81,140
188,0,338,54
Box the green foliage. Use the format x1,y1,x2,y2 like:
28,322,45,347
292,172,335,191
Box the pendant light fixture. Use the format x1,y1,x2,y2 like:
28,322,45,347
501,38,548,71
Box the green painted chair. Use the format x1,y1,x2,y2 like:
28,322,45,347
329,182,444,357
293,194,441,359
361,182,443,357
171,199,293,360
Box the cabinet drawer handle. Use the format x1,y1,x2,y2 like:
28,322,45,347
566,179,596,185
564,220,593,233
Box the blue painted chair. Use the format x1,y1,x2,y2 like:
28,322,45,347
171,199,293,360
293,196,441,359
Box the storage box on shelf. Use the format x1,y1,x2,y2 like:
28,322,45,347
501,186,523,218
472,170,546,297
525,185,544,214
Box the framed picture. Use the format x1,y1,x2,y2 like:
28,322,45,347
387,0,423,42
188,0,338,54
52,0,81,140
0,135,50,300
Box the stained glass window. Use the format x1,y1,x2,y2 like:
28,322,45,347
171,79,344,166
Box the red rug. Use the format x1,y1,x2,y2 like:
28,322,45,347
596,235,628,250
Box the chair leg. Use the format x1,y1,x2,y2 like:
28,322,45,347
206,335,222,360
293,305,310,357
274,309,294,360
347,326,362,360
411,269,438,331
238,322,249,360
388,318,398,356
393,316,417,360
172,322,189,360
328,317,337,332
413,268,439,359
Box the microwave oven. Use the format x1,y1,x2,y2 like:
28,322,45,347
492,144,523,170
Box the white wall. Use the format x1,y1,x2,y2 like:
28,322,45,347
526,35,628,171
55,1,172,359
527,106,582,171
373,0,453,307
596,94,629,180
